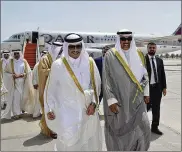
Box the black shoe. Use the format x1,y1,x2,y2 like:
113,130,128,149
151,128,163,135
50,133,57,139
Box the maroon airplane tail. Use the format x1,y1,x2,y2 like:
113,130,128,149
172,23,181,35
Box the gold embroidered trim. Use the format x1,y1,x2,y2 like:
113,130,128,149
132,89,139,103
137,49,146,66
62,57,84,94
47,53,53,66
11,59,28,86
112,48,143,92
89,57,98,105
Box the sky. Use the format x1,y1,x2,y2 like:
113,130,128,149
1,1,181,41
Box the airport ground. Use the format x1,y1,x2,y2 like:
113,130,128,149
1,59,181,151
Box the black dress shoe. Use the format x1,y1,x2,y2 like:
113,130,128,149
50,133,57,139
151,128,163,135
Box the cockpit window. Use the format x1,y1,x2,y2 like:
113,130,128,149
10,33,23,40
10,34,17,39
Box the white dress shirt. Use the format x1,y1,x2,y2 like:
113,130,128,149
148,54,158,84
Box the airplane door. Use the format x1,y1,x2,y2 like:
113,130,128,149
32,31,39,44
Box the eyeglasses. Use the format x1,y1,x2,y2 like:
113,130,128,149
68,44,82,50
120,36,132,41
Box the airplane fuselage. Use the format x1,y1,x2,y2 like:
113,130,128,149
1,31,181,56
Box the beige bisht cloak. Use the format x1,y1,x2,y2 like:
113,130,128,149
0,75,8,97
38,53,53,136
2,58,35,119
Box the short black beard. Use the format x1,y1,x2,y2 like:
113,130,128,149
148,52,155,56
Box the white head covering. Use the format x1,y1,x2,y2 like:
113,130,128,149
41,50,48,57
115,29,145,82
11,49,24,61
46,42,62,61
2,50,10,59
62,33,90,90
1,50,11,68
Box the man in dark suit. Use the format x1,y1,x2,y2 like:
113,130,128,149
94,46,109,103
145,42,167,135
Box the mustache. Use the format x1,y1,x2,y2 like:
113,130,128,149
71,50,81,53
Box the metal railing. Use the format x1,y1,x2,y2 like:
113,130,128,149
36,38,41,63
22,34,27,57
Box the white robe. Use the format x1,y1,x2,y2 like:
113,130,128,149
44,58,102,151
32,62,41,118
1,58,10,107
2,59,35,119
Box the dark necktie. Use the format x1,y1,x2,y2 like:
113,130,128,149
151,57,158,83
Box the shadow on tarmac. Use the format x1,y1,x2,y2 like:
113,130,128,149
23,133,53,147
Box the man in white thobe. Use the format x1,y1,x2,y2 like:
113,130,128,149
32,50,48,118
44,33,102,151
1,49,35,119
0,50,11,109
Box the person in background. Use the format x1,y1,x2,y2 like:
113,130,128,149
145,42,167,135
32,50,48,118
38,42,62,139
94,46,110,103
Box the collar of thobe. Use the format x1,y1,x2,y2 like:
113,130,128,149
68,56,81,68
123,50,130,61
13,58,23,63
2,58,9,63
118,49,130,65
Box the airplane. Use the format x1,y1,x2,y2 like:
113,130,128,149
1,23,181,58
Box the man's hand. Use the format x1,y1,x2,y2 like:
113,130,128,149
163,89,167,96
109,103,119,114
47,112,55,120
33,84,38,90
19,74,25,78
144,96,150,104
86,104,96,115
13,74,19,79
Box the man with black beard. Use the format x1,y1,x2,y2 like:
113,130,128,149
145,42,167,135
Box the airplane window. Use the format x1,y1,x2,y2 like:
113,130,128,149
13,35,17,39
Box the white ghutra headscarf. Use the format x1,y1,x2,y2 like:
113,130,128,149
1,50,11,68
11,49,24,61
45,42,62,61
115,29,146,82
